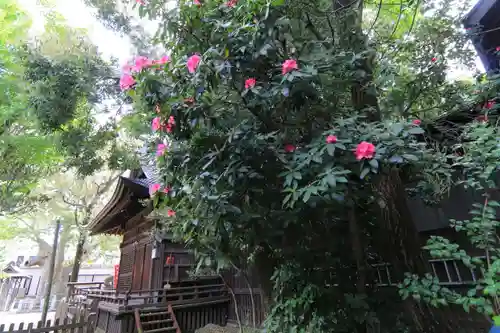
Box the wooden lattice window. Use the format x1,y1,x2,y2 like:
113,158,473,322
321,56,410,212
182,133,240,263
117,244,135,291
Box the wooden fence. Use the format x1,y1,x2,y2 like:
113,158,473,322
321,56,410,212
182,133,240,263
0,314,95,333
0,277,32,311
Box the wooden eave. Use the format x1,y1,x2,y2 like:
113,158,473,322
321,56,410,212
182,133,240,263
463,0,500,72
89,169,153,236
463,0,496,26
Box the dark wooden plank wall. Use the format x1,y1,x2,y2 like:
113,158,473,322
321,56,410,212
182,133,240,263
117,212,154,292
159,240,264,326
409,173,500,232
162,242,196,285
96,308,124,333
175,303,228,332
150,241,165,290
222,265,264,327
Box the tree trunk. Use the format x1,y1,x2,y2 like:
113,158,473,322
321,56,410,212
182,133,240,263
41,220,61,324
255,250,276,316
69,232,87,283
373,170,460,333
332,1,458,332
35,227,70,302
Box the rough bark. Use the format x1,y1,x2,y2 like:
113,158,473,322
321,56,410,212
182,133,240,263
348,205,366,294
35,226,71,301
220,274,243,333
332,1,458,332
69,232,87,283
374,170,467,333
255,250,276,316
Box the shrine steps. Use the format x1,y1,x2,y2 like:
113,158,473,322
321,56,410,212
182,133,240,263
135,305,181,333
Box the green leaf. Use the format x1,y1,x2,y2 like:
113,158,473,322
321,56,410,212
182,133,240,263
368,159,379,169
302,189,312,203
326,144,335,156
283,194,292,206
402,154,419,161
326,174,336,187
360,167,370,179
408,127,425,135
336,177,348,183
391,123,404,136
493,315,500,326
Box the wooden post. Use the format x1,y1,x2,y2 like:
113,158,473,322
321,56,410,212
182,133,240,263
41,219,61,325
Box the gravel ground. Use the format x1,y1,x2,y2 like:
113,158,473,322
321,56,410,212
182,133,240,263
195,324,262,333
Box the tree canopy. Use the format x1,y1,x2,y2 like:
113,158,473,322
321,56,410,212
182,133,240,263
115,0,499,332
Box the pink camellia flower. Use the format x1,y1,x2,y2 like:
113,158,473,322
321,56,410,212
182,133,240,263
166,116,176,133
485,100,495,109
152,117,162,131
245,78,256,89
326,135,337,144
412,119,421,125
167,209,176,217
122,63,133,73
149,183,161,195
156,143,167,156
355,141,376,160
282,59,298,75
226,0,237,7
193,0,201,5
431,57,437,63
187,54,201,73
133,56,153,72
284,144,296,153
163,187,171,194
119,74,136,91
168,116,176,125
157,56,170,65
136,0,145,4
496,46,500,52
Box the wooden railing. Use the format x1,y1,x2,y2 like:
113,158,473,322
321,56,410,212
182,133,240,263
87,283,228,309
134,309,144,333
67,282,105,300
167,304,181,333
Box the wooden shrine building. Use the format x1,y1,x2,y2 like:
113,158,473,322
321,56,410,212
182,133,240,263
86,169,262,333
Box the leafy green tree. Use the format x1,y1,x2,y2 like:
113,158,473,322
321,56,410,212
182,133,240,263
0,0,64,214
103,0,494,332
0,2,137,300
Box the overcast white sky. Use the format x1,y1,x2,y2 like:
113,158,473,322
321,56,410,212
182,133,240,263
17,0,483,78
18,0,132,65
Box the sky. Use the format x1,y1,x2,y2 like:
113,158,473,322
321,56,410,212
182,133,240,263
17,0,484,78
18,0,132,65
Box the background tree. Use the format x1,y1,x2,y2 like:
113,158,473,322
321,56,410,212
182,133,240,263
0,0,63,214
2,169,122,297
49,169,121,282
1,0,135,298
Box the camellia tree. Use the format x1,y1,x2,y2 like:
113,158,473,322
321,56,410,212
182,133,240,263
116,0,498,332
